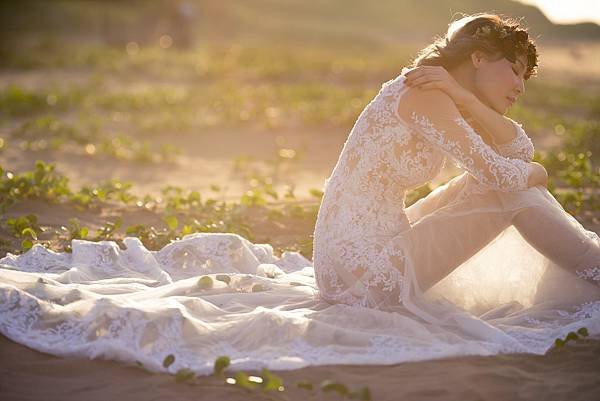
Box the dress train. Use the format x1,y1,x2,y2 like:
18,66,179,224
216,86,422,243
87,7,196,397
1,172,599,375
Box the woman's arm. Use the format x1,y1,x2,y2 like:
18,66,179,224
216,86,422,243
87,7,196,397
456,92,518,146
397,88,531,192
403,66,518,146
460,108,535,161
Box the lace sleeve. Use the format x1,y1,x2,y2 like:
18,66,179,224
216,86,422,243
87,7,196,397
495,118,535,161
397,89,531,192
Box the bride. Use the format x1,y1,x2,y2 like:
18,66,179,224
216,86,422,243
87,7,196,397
312,12,600,311
1,13,599,376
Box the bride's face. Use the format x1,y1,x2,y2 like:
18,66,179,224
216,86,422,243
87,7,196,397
472,52,527,115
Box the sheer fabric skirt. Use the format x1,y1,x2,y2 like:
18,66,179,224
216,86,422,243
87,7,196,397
380,171,600,338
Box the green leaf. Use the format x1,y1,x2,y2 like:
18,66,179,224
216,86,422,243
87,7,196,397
21,239,33,250
565,331,579,342
188,191,201,203
164,216,178,230
21,227,37,240
197,275,213,289
320,380,349,395
554,338,565,347
163,354,175,368
233,372,257,389
260,368,284,392
308,188,324,198
113,216,123,230
213,356,230,376
577,327,589,337
174,368,195,383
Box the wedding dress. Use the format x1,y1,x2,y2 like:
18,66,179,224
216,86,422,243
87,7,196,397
1,67,599,376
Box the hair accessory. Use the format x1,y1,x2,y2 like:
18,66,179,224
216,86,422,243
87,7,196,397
473,24,529,54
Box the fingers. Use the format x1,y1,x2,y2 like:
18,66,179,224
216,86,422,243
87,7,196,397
405,71,442,86
406,76,441,89
416,82,438,90
404,65,443,78
404,66,448,91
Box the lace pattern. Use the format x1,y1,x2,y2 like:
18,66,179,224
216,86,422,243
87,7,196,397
576,267,600,284
496,118,535,161
312,68,540,308
312,71,447,309
409,112,530,192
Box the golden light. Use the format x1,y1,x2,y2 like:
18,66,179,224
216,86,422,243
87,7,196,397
125,41,140,55
85,144,96,155
159,34,173,49
278,148,296,159
265,107,281,119
554,124,565,136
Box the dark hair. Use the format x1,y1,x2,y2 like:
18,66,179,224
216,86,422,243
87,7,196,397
409,13,539,80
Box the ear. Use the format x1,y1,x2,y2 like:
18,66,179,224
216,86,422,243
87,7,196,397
470,51,485,69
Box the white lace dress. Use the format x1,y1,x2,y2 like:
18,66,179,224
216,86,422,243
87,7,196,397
1,67,599,376
313,67,600,314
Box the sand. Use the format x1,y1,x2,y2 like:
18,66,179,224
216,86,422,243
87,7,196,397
1,334,599,401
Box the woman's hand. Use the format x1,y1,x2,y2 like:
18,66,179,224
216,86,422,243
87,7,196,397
404,66,475,107
527,161,548,188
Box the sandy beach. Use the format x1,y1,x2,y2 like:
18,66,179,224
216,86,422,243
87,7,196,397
2,2,600,401
2,334,599,401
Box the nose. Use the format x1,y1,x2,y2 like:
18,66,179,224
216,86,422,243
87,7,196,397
516,79,525,96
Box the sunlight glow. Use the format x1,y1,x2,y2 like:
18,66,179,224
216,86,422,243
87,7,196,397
516,0,600,24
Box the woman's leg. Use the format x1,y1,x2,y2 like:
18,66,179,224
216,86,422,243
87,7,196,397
405,172,471,225
402,206,512,292
511,188,600,284
402,185,600,292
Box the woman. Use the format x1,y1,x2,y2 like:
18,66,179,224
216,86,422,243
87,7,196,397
1,13,599,376
312,13,600,316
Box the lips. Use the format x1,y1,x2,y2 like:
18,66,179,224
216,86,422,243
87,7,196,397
506,96,516,105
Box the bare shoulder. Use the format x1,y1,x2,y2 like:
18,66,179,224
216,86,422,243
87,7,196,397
397,88,457,122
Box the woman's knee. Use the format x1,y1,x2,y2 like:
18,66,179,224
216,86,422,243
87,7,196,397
511,191,563,228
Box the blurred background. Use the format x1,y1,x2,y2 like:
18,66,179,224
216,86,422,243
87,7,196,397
0,0,598,256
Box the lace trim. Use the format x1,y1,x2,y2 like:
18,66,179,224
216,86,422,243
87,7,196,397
576,267,600,283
